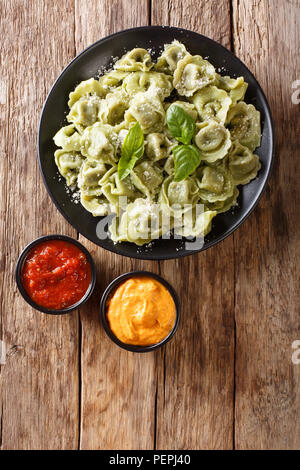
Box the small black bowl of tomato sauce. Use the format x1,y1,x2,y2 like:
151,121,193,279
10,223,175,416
15,235,96,314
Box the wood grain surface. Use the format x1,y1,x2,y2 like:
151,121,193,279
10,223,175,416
0,0,79,450
0,0,299,450
232,0,300,450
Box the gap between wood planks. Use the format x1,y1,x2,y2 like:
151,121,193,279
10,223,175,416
148,0,161,451
74,0,82,450
229,0,237,450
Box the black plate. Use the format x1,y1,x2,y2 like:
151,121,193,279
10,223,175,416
38,26,274,260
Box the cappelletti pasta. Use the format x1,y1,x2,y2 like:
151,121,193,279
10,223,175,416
53,41,262,245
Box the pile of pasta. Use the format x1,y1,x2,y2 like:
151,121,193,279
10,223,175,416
53,41,261,245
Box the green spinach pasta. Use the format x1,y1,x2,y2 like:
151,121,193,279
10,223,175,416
53,41,261,245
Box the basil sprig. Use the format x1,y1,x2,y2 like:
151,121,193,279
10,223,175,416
118,122,144,181
173,145,201,182
166,104,200,182
166,104,196,145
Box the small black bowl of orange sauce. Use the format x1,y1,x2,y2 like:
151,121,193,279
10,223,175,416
15,235,96,314
100,271,180,353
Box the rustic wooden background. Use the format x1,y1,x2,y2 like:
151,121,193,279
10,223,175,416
0,0,299,450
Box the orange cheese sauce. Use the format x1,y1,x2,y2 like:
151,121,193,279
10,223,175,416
106,276,176,346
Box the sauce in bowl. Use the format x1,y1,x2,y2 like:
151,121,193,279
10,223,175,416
21,239,92,310
106,276,176,346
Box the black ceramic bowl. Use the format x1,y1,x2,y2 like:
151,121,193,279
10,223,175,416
15,234,96,315
100,271,180,353
39,26,274,260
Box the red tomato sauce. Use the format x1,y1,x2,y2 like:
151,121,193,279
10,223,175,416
22,240,92,310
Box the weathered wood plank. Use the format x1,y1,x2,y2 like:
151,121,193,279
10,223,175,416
151,0,231,44
2,0,298,451
0,0,79,450
75,0,149,53
74,0,159,450
152,0,235,450
232,0,300,450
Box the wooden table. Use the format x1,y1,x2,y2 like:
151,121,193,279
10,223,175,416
0,0,299,450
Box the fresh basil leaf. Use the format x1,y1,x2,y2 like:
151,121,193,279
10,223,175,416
118,122,144,180
166,104,196,145
173,145,201,182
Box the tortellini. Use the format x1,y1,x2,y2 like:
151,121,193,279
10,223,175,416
166,101,198,121
194,121,232,162
125,91,165,134
114,48,153,72
80,193,110,217
110,199,166,245
204,187,239,213
53,124,81,151
217,75,248,106
54,150,84,186
145,133,175,161
159,175,204,232
78,161,111,216
78,159,107,192
53,42,262,246
164,155,175,176
155,40,190,74
100,167,141,214
159,176,200,214
130,161,163,198
226,101,261,151
173,55,217,96
174,209,217,238
68,78,103,107
228,140,261,185
192,85,232,123
98,88,129,126
98,70,128,96
80,123,118,164
67,96,102,128
197,165,235,203
123,72,173,100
